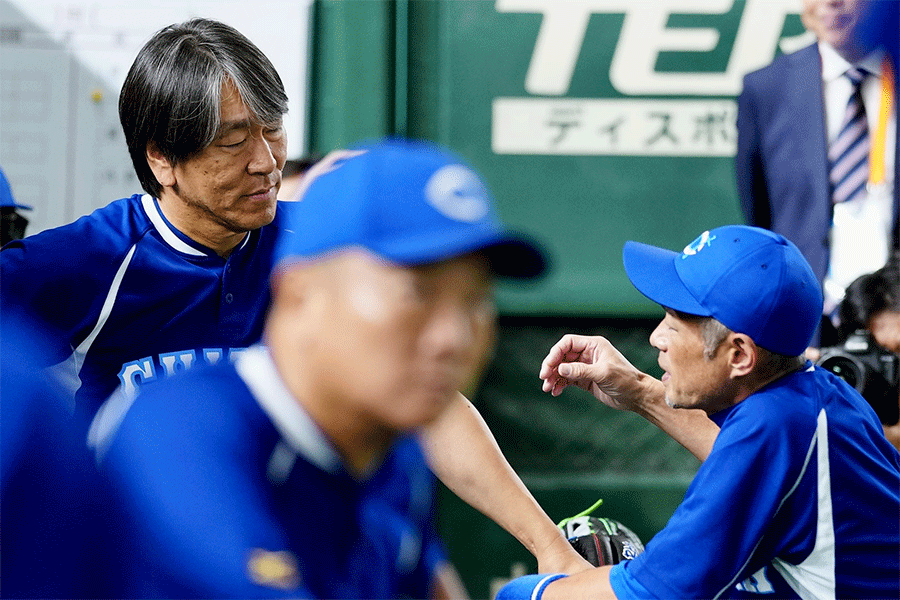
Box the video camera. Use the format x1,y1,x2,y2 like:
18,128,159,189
816,330,899,426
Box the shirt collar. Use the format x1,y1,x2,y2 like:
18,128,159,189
234,345,342,473
141,194,251,257
819,41,884,83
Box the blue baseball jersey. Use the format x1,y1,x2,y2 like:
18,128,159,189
98,345,446,599
610,365,900,599
1,194,286,418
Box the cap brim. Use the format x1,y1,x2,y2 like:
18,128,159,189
622,241,709,315
482,236,548,280
0,202,31,210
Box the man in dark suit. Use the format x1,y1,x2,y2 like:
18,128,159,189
735,0,898,346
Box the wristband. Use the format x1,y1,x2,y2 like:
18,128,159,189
496,573,568,600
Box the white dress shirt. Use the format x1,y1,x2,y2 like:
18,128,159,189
820,42,896,314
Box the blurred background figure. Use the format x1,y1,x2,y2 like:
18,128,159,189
0,166,31,246
736,0,898,347
824,251,900,449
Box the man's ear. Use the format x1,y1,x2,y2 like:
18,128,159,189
727,333,757,378
146,143,176,188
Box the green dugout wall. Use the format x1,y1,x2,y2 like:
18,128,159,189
308,1,807,597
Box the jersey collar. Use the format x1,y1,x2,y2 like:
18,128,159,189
234,345,342,474
141,195,250,257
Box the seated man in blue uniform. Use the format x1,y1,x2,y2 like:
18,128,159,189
96,139,548,599
499,225,900,600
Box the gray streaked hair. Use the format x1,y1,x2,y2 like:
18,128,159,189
701,317,732,360
119,18,289,197
699,315,806,375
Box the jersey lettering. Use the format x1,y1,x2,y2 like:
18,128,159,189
117,348,242,397
203,348,225,365
160,350,197,378
118,358,158,398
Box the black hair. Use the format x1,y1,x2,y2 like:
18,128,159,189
839,252,900,338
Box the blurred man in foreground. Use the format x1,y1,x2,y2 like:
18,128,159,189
94,140,552,598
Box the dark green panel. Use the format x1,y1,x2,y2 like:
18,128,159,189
310,1,808,316
401,0,808,316
309,0,395,150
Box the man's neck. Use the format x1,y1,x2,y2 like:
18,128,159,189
266,322,394,480
156,194,247,258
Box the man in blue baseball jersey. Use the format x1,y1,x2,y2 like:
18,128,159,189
499,225,900,600
0,19,589,577
96,139,548,598
1,18,289,417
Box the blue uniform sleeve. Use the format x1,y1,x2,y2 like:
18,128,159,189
609,562,657,600
624,400,816,599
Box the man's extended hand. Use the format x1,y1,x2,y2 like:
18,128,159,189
539,334,656,412
540,334,718,462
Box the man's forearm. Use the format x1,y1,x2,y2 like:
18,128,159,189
420,393,591,572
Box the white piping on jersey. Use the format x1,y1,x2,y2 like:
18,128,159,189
772,409,836,600
50,242,140,403
141,195,205,256
715,400,826,599
237,228,251,251
141,194,250,255
235,345,342,474
74,243,139,370
266,440,298,485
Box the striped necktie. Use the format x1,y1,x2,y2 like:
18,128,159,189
829,67,870,204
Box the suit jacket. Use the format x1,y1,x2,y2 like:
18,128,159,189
735,43,900,285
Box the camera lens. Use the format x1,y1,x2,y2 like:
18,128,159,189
818,355,864,392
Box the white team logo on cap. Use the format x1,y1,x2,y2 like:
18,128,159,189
682,230,716,258
425,165,489,222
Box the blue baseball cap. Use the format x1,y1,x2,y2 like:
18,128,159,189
274,139,547,279
622,225,823,356
0,168,31,211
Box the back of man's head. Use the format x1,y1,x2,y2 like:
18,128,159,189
119,18,288,198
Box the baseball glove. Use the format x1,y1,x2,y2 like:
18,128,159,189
560,515,645,566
